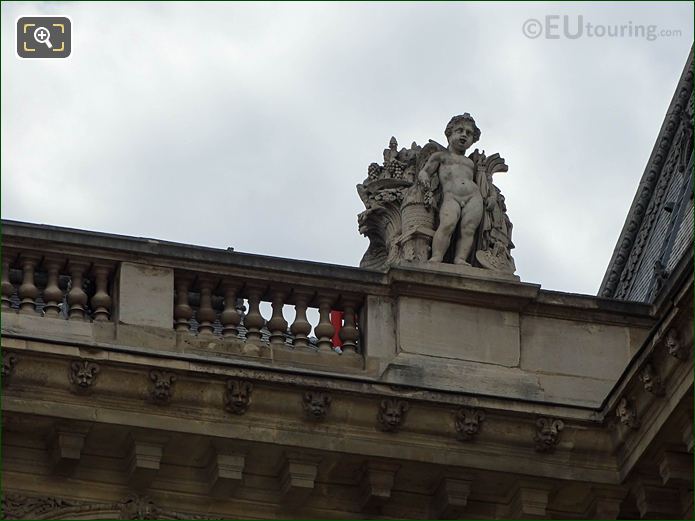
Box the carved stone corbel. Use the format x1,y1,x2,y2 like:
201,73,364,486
278,453,320,506
430,477,471,519
359,461,400,512
205,448,245,498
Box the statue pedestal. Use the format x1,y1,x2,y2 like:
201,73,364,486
398,260,521,282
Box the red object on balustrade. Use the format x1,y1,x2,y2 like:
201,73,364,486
330,310,343,347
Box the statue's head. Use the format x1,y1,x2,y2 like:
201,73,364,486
445,113,480,152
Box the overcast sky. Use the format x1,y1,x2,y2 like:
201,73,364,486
2,2,693,296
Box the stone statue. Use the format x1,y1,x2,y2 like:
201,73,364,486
417,114,483,265
356,113,516,276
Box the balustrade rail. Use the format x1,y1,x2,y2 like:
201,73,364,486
173,271,363,354
2,250,115,322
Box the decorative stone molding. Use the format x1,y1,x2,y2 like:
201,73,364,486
224,379,253,415
665,329,687,360
148,369,176,404
302,391,331,420
68,359,99,393
534,417,564,452
119,494,160,520
1,494,86,520
2,351,17,386
0,493,210,520
454,407,486,441
639,363,665,396
377,398,409,432
616,397,640,429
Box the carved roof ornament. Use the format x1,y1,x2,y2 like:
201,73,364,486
377,398,409,432
534,417,564,452
357,113,516,276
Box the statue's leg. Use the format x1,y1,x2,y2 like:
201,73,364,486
454,194,484,265
430,199,461,262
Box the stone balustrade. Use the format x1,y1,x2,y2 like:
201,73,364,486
172,270,363,354
2,250,115,322
1,220,657,408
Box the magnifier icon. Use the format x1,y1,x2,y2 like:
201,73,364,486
33,26,53,49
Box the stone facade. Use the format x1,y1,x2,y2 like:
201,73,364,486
1,51,693,520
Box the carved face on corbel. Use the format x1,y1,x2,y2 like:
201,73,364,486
149,370,176,403
303,391,331,420
616,397,640,429
2,353,17,385
455,408,486,441
224,380,253,415
377,398,409,432
535,417,564,452
69,360,99,391
638,363,664,395
666,329,686,360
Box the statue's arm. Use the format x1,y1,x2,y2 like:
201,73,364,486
417,153,441,186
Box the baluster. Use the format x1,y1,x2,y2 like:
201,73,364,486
220,281,241,337
90,264,112,321
314,295,335,352
196,276,217,335
244,286,265,344
290,291,313,349
42,257,64,318
267,290,288,347
173,274,194,332
339,299,360,354
18,254,41,314
1,256,15,309
67,261,90,320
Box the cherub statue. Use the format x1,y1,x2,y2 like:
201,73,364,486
417,113,484,265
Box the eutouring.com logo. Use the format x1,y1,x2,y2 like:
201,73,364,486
17,16,71,58
522,15,682,42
